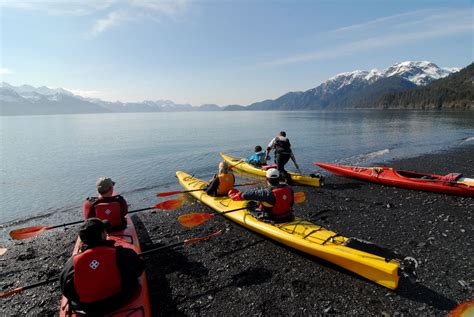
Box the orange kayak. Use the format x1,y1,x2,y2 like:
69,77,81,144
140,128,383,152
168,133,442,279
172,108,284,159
315,162,474,197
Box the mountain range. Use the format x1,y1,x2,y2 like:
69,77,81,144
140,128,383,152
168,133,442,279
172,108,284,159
1,61,469,116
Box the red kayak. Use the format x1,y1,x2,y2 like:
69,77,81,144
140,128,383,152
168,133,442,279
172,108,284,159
59,216,151,317
314,162,474,197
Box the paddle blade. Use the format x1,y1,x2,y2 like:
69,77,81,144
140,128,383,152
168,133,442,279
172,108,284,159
294,192,306,204
184,229,224,244
178,213,215,228
152,198,183,210
156,190,184,198
0,248,6,256
0,287,23,299
9,226,50,240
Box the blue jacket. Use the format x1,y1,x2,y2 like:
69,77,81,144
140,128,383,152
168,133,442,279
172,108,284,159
245,151,267,166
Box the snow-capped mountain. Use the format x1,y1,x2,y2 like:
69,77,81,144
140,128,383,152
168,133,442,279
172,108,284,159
247,61,460,110
0,83,218,115
321,61,458,92
1,82,74,97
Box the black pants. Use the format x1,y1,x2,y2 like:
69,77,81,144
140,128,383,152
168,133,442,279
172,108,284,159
275,152,291,182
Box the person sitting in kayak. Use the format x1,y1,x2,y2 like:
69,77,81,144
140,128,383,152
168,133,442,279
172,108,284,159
265,131,301,183
206,161,235,197
228,168,294,223
245,145,267,167
60,218,145,315
83,177,128,232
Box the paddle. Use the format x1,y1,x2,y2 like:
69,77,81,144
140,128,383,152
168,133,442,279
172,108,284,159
178,192,306,228
9,198,183,241
0,248,7,256
156,182,258,197
0,229,223,298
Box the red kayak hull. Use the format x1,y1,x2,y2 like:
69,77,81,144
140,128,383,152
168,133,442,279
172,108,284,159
59,216,151,317
314,162,474,197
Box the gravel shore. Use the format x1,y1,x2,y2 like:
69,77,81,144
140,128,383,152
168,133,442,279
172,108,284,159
1,144,473,316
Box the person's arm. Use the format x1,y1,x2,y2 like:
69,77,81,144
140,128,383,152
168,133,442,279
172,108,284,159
82,198,95,219
265,138,276,160
60,257,79,302
118,196,128,217
116,247,145,278
205,175,220,195
238,187,274,205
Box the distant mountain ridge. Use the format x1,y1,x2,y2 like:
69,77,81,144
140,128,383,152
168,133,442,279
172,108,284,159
1,61,468,116
245,61,460,110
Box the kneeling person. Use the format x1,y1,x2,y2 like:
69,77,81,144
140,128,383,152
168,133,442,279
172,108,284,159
229,168,294,222
60,218,145,315
83,177,128,231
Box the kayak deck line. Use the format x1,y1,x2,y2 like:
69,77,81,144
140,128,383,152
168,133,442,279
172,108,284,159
176,171,417,290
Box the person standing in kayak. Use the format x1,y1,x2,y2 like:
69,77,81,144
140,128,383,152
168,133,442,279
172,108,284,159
228,168,294,222
245,145,267,167
206,161,235,196
60,218,144,315
265,131,301,183
83,177,128,231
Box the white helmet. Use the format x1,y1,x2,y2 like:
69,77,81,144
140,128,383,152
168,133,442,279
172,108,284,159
266,168,280,179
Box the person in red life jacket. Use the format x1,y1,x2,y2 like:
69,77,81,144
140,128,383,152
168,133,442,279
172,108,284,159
60,218,145,315
265,131,301,184
206,161,235,197
228,168,294,223
83,177,128,231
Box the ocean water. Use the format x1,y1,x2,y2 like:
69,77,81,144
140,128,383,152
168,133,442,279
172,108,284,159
1,110,473,224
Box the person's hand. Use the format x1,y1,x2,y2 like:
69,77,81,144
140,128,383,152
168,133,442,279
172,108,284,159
228,189,244,201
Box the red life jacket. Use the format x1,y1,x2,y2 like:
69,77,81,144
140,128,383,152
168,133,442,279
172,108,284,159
94,201,122,228
73,246,122,303
260,186,293,217
217,173,235,196
88,196,126,229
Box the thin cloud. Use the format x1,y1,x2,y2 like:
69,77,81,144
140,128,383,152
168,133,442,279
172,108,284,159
0,68,13,75
91,11,123,36
331,9,438,34
0,0,116,16
88,0,191,36
264,8,473,67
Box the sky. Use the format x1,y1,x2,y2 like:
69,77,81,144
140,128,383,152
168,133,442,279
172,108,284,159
0,0,472,106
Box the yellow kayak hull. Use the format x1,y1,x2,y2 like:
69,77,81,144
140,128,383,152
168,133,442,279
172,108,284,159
220,152,322,187
176,171,402,290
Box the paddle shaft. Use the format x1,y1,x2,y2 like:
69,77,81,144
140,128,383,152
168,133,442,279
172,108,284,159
0,230,222,298
47,206,157,230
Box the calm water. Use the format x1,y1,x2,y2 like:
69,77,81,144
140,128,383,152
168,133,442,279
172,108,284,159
1,110,473,224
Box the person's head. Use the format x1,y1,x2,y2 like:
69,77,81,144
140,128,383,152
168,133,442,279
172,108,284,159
218,161,230,174
279,131,286,137
254,145,262,152
96,177,115,196
79,218,108,245
266,168,280,186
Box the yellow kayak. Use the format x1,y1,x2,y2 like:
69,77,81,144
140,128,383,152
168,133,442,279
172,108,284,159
220,152,323,187
176,171,417,290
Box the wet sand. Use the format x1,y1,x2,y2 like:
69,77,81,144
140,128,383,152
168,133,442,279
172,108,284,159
1,144,473,316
